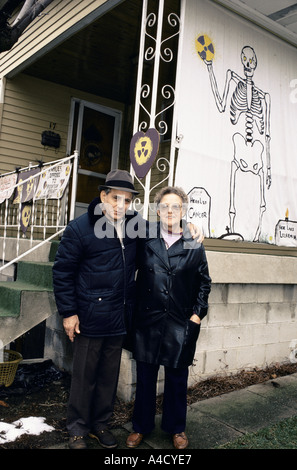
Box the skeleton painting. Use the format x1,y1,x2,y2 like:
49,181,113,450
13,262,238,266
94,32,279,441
197,35,272,241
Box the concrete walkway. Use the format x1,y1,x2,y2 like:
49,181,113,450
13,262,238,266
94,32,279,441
47,372,297,450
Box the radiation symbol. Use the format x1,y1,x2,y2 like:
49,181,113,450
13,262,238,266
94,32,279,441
21,204,32,234
129,128,160,179
134,137,153,166
195,34,215,62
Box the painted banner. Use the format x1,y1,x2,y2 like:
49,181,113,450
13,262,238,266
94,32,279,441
0,173,17,204
13,168,40,204
35,162,72,200
175,0,297,246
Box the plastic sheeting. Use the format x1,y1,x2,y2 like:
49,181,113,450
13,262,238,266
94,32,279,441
0,360,65,396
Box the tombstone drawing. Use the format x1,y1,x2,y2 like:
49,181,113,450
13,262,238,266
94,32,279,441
187,187,211,238
275,209,297,247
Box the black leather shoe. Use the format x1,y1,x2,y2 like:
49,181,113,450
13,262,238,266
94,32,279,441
89,429,118,448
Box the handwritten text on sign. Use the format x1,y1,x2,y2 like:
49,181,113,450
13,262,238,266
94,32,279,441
187,187,211,237
275,219,297,247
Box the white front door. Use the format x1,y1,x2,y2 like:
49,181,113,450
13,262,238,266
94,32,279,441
67,99,122,217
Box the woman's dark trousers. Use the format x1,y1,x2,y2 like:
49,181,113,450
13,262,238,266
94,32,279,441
132,361,189,435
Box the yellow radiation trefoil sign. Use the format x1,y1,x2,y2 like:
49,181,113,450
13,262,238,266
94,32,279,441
129,128,160,179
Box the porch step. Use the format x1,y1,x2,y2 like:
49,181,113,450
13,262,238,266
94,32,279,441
0,261,54,317
17,261,54,290
0,243,58,346
0,288,57,346
0,280,53,318
0,305,19,318
0,282,28,318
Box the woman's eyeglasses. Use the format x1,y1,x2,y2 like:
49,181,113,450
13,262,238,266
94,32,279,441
158,203,182,213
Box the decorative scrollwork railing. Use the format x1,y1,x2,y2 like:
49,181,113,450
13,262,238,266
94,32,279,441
131,0,181,218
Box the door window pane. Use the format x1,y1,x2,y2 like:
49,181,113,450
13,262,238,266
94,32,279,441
76,174,105,204
79,106,115,175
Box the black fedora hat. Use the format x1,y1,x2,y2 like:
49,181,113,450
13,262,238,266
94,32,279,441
99,169,139,195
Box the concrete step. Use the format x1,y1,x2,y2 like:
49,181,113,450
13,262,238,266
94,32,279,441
0,238,57,263
0,242,58,346
0,289,57,346
17,261,54,290
0,306,19,318
0,280,53,317
0,260,53,318
0,282,23,317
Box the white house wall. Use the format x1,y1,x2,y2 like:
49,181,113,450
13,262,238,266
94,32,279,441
176,0,297,248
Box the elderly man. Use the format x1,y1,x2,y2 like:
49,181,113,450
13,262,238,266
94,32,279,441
53,169,141,449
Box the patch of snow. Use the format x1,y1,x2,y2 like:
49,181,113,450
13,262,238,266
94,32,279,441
0,417,54,444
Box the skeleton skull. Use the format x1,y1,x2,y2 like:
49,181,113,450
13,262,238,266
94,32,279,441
241,46,257,78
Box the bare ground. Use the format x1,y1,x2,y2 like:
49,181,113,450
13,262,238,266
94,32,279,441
0,360,296,449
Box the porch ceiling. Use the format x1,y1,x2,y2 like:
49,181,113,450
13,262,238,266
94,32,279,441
24,0,143,103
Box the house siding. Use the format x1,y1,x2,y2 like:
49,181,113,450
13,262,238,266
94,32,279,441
0,74,123,174
0,0,117,79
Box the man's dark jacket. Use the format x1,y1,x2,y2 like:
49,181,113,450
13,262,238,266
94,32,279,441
53,198,143,337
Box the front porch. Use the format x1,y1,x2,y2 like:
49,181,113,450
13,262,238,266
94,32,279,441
0,0,296,402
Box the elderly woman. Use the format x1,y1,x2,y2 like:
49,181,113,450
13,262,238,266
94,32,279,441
126,186,211,450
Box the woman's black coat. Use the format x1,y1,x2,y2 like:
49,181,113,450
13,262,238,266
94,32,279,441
133,224,211,369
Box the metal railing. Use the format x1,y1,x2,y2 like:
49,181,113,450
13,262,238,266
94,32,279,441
0,151,78,272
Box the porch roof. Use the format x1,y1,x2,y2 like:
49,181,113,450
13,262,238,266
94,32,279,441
0,1,296,105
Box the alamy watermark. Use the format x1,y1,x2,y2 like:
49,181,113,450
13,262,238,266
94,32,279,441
92,202,202,248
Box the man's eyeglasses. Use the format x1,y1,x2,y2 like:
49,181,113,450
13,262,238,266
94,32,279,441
158,203,182,213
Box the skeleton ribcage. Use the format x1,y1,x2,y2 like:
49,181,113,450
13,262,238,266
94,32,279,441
230,81,264,137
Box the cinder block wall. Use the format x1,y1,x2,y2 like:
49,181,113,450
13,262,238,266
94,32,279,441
188,283,297,385
117,282,297,401
45,251,297,402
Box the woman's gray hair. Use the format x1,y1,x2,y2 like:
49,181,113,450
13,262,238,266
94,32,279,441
154,186,188,206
